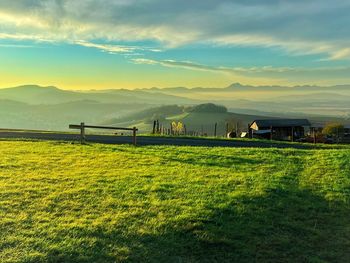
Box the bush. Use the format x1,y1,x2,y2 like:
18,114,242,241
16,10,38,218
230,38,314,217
187,103,227,113
322,123,344,137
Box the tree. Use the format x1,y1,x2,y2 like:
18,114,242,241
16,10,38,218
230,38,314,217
322,123,344,138
186,103,227,113
171,121,184,135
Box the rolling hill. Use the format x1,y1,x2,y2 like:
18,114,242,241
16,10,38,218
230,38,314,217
104,103,270,135
1,84,350,131
0,99,148,130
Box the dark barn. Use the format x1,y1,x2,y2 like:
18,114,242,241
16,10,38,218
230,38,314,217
249,119,311,141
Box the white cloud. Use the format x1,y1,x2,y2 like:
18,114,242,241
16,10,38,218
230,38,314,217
0,0,349,59
328,48,350,61
75,40,137,53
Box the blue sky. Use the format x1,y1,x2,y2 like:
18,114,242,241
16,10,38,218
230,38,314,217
0,0,350,89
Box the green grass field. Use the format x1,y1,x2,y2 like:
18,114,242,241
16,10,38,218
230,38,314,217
0,140,349,262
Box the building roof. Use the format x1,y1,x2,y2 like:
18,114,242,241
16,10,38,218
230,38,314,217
251,119,311,128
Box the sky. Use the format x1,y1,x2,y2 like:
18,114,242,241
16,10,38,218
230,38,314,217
0,0,350,90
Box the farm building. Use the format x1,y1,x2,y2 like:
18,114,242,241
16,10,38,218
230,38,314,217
249,119,311,141
345,125,350,135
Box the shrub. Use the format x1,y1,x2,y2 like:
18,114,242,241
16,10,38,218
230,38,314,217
322,123,344,137
187,103,227,113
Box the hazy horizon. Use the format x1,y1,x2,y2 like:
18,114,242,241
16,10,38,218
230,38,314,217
1,82,350,92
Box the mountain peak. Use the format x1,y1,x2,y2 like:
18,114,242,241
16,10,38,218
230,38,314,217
226,83,246,89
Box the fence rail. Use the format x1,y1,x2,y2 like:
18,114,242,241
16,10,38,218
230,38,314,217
69,123,138,145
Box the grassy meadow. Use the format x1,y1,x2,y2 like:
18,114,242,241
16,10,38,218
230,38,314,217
0,140,349,262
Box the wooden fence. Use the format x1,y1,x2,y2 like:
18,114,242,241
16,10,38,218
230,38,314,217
69,123,138,145
152,119,241,138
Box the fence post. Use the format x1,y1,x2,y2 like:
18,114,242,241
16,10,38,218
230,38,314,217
80,122,85,144
270,126,273,141
132,127,137,146
226,123,229,137
336,127,339,143
156,120,160,134
214,123,217,137
152,120,156,134
313,128,316,144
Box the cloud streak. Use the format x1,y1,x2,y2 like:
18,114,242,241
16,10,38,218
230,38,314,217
0,43,35,48
132,58,350,80
75,40,138,54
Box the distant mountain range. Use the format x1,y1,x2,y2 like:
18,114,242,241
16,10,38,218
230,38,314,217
140,83,350,93
0,84,349,131
1,83,349,105
0,85,197,105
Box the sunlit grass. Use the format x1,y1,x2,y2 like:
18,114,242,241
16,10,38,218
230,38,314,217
0,140,349,262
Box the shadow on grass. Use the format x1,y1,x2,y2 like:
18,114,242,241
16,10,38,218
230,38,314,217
30,180,349,263
108,147,263,169
161,154,261,169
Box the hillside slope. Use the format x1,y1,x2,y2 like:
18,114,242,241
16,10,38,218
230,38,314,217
1,85,349,131
105,104,269,135
0,99,149,130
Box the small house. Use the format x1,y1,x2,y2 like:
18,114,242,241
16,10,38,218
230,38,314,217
249,119,311,141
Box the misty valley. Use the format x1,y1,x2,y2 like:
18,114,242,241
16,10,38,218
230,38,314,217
1,83,350,133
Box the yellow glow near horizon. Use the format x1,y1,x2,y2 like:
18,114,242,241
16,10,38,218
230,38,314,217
0,60,291,90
